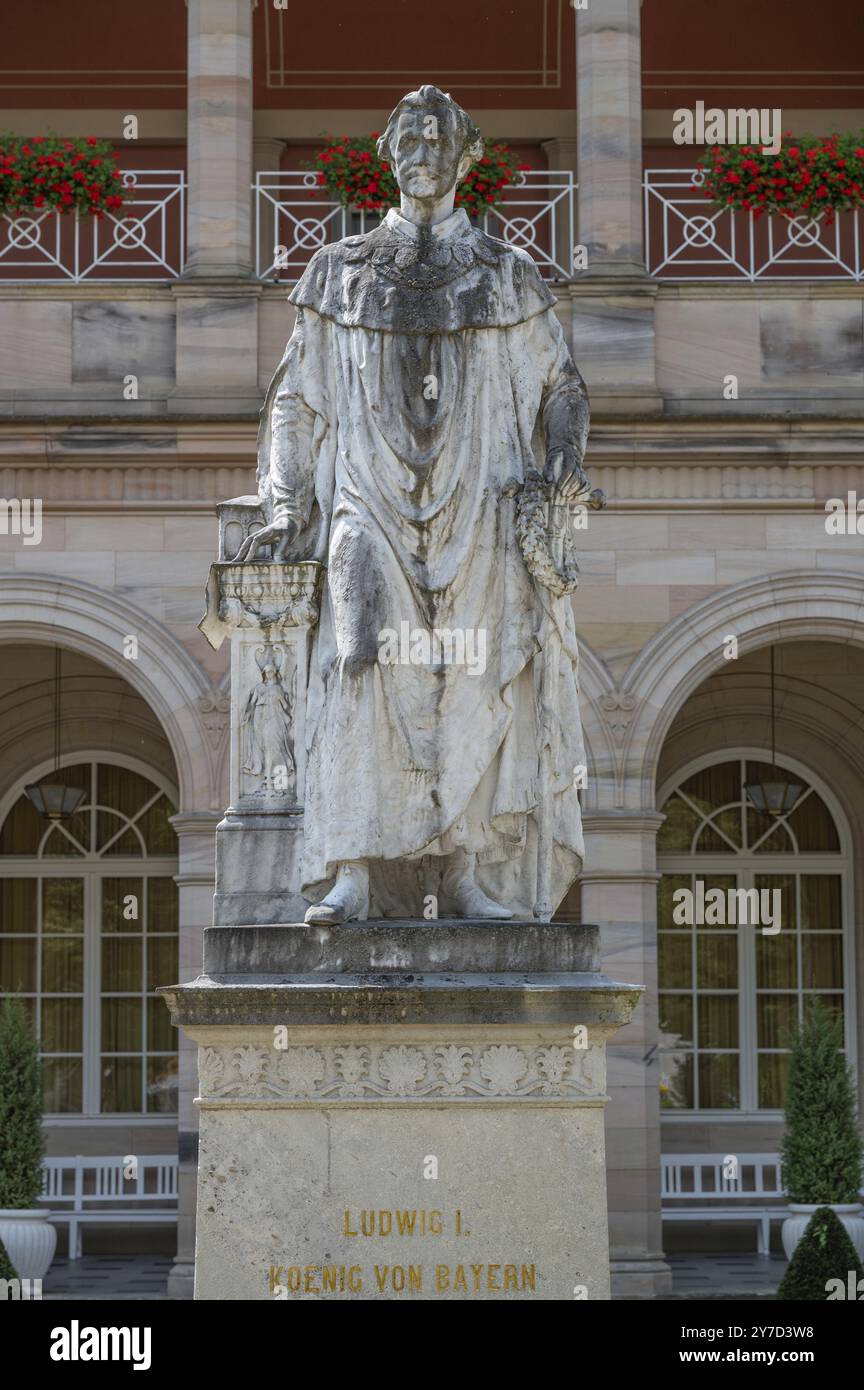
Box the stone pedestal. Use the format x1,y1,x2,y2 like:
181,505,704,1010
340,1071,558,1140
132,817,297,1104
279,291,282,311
199,518,324,925
160,920,641,1301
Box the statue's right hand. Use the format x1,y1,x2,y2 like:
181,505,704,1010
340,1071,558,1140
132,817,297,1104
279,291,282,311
233,517,300,563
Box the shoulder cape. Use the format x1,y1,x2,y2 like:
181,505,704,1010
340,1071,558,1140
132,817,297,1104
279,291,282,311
288,219,556,333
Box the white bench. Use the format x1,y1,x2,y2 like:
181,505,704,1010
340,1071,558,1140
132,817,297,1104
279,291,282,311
40,1155,178,1259
661,1153,785,1255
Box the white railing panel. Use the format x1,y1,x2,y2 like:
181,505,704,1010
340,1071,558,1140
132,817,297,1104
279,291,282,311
0,170,185,282
645,168,863,282
482,170,575,280
255,170,575,282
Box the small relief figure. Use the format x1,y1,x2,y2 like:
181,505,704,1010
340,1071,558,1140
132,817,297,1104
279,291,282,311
242,647,296,798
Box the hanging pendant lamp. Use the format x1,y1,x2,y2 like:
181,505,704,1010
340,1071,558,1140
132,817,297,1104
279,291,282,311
743,647,803,818
24,650,87,820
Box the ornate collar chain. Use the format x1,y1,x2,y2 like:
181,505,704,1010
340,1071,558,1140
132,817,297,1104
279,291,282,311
343,208,500,290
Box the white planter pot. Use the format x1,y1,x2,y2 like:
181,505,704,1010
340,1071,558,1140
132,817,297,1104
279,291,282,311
0,1208,57,1280
781,1203,864,1262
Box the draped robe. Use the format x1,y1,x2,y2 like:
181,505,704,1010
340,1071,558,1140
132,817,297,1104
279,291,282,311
257,207,590,918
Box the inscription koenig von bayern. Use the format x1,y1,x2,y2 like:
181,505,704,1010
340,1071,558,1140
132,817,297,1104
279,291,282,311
269,1208,538,1297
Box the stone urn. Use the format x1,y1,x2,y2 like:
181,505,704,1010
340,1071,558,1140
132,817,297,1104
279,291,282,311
781,1203,864,1261
0,1208,57,1279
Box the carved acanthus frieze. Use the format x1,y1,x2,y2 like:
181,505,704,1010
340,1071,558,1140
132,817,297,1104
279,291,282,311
198,1040,607,1103
199,560,324,650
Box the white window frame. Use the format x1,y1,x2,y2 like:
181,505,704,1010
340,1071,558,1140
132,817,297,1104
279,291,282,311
0,752,179,1126
657,747,855,1124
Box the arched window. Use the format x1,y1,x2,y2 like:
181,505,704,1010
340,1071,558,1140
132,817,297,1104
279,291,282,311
0,757,179,1118
656,754,851,1115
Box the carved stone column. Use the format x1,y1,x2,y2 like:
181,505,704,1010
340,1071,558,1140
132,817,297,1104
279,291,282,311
568,0,662,415
166,810,221,1301
185,0,255,278
172,0,260,413
252,137,287,279
199,498,324,924
581,810,672,1299
575,0,646,276
541,137,579,280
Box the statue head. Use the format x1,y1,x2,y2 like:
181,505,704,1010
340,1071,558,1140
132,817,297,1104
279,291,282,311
255,646,282,682
377,85,483,204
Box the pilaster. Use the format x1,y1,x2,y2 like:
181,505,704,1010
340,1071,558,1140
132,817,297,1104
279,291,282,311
581,809,672,1298
166,809,221,1300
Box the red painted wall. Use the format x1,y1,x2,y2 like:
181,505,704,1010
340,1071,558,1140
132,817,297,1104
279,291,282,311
252,0,577,111
642,0,864,109
4,0,861,125
3,0,186,108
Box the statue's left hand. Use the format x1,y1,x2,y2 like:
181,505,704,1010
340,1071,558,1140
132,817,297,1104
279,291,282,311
543,445,591,504
233,518,299,563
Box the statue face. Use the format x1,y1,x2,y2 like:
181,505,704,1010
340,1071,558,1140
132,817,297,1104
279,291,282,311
391,107,465,201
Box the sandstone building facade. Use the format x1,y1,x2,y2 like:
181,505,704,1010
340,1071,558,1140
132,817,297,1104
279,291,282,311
1,0,862,1298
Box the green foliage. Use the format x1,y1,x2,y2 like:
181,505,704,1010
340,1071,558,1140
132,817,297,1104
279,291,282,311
0,1235,17,1282
0,997,45,1209
781,1000,863,1204
778,1206,863,1300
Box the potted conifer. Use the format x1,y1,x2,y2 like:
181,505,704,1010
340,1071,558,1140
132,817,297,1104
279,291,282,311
777,1206,864,1300
780,1000,864,1260
0,997,56,1279
0,1235,17,1281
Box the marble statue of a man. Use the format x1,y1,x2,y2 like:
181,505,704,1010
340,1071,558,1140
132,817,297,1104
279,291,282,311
239,85,593,925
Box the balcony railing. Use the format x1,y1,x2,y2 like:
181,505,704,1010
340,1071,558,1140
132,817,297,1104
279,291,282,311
0,171,185,282
254,169,576,281
9,165,857,288
645,167,864,282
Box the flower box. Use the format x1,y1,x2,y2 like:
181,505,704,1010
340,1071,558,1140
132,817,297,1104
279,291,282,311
695,131,864,223
0,135,127,219
308,134,527,217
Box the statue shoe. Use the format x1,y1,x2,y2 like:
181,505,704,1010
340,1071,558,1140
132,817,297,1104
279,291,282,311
304,862,369,925
439,874,514,920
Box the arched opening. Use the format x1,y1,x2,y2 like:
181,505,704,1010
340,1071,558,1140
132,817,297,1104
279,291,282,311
0,754,179,1118
0,643,181,1124
656,749,852,1115
649,634,863,1257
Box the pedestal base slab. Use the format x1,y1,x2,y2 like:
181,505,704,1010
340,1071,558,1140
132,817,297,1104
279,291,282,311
160,920,642,1301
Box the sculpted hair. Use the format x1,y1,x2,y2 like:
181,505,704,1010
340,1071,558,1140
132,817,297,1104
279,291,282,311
377,85,484,169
